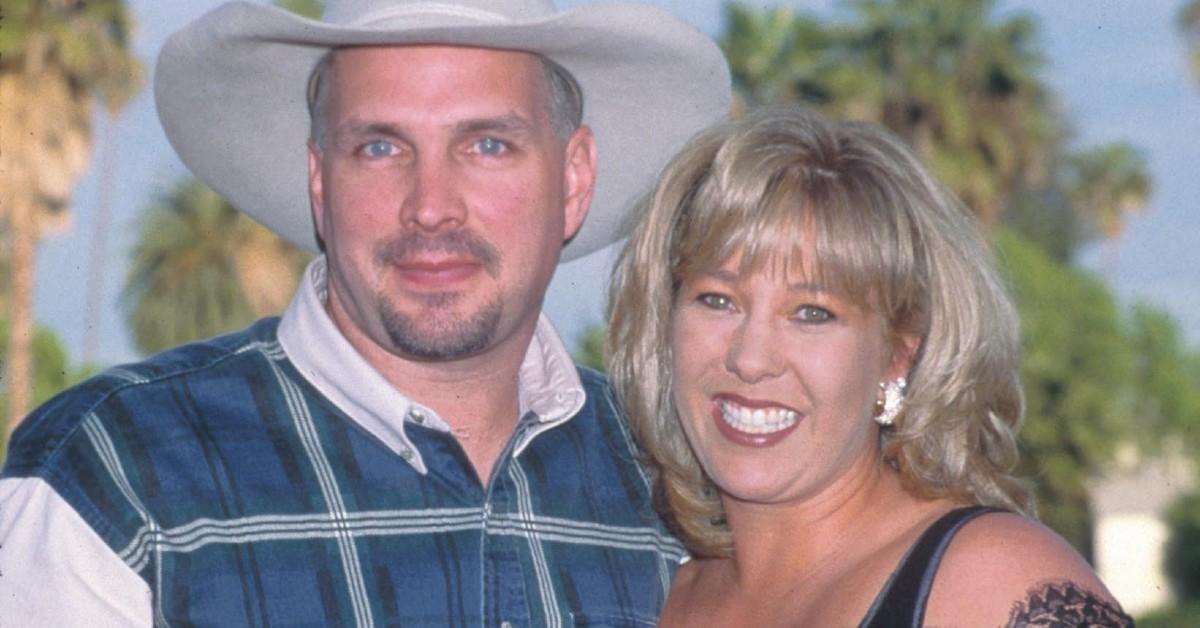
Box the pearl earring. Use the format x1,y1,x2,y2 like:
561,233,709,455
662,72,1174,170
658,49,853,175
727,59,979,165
875,378,907,426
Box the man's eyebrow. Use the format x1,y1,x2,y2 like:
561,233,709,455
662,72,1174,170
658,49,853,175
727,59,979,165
454,114,537,136
334,120,407,141
331,115,537,143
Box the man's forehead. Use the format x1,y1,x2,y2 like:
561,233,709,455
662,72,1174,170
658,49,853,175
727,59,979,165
320,45,558,133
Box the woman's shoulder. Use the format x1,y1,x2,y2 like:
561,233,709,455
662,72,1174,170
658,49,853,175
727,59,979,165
926,510,1133,626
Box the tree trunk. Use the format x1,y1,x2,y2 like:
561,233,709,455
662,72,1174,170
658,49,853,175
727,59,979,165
5,198,36,439
2,31,49,439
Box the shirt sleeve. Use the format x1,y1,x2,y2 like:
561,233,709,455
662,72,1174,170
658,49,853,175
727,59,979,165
0,477,153,626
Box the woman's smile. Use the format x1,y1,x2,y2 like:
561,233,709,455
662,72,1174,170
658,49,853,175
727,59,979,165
712,395,801,446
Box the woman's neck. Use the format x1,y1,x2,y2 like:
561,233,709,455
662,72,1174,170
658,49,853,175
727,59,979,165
721,459,921,596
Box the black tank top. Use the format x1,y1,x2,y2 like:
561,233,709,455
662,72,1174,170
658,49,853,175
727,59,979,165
858,505,1006,627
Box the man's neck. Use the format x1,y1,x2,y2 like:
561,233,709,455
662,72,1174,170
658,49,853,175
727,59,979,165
397,345,526,484
332,307,536,484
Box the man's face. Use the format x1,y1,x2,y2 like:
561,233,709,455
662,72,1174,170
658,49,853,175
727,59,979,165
308,46,595,363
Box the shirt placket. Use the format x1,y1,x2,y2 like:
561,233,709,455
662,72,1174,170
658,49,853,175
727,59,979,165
480,413,540,628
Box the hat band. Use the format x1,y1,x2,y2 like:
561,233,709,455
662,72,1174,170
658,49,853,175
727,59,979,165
350,3,518,28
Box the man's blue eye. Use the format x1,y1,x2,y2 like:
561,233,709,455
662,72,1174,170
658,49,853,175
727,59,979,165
363,140,395,157
476,137,506,156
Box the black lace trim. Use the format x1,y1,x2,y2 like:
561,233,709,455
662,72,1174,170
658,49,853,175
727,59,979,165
1006,580,1134,627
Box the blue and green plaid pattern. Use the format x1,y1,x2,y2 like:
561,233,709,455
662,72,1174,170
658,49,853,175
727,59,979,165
4,318,684,626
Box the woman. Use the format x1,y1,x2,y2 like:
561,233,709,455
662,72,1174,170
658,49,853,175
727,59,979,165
607,107,1132,627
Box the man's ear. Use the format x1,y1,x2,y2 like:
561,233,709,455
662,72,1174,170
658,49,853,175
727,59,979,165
308,139,328,244
561,125,597,242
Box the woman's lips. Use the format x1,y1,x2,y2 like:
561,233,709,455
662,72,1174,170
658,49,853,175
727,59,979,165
711,394,801,447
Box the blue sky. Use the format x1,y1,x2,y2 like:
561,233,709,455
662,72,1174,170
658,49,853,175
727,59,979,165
34,0,1200,365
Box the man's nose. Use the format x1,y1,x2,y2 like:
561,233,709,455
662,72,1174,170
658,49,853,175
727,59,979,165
400,156,467,231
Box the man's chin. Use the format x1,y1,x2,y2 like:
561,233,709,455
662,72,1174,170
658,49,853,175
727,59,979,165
379,302,502,362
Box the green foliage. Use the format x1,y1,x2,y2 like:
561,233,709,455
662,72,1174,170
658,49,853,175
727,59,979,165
1001,187,1081,263
123,180,310,356
1002,141,1151,263
0,0,34,57
573,325,606,372
1164,489,1200,601
0,0,143,110
719,0,1151,255
721,4,843,107
1137,600,1200,627
275,0,324,19
1126,305,1200,453
0,320,94,454
997,230,1135,556
124,181,255,354
721,0,1056,225
1064,143,1152,240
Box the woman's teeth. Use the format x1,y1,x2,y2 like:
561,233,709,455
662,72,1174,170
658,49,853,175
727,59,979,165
719,400,798,434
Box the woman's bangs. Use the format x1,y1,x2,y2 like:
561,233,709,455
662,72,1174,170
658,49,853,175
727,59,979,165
671,164,901,313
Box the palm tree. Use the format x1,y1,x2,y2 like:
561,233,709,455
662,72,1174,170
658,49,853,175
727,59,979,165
721,4,846,113
0,0,142,437
1064,143,1151,273
841,0,1057,225
123,180,310,356
118,0,318,358
720,0,1058,227
1065,143,1152,242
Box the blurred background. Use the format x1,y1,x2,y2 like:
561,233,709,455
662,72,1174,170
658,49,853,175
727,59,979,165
2,0,1198,623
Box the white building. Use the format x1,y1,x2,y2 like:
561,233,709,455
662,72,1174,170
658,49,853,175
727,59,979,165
1089,444,1195,616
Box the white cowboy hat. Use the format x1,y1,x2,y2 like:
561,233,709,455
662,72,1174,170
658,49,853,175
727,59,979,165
154,0,731,261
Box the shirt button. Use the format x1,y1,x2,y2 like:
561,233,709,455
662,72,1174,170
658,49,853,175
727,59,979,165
410,409,426,425
500,622,513,628
399,448,414,461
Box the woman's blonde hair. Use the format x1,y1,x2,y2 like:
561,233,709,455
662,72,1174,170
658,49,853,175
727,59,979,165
606,106,1031,558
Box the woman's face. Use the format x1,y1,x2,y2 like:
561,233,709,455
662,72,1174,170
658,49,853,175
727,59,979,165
670,246,912,509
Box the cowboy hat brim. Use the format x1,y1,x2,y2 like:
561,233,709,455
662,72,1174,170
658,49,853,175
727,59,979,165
154,1,730,261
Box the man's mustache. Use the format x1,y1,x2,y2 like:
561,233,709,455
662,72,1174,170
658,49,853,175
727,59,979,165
373,230,501,277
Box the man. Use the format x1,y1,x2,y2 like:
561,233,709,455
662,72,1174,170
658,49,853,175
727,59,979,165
0,0,729,624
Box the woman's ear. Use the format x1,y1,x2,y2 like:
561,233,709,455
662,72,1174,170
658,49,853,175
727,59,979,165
886,332,922,381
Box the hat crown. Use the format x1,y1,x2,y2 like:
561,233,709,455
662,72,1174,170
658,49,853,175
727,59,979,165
325,0,557,26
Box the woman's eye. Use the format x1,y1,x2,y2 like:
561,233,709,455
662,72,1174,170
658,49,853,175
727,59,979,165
698,293,733,310
794,305,833,323
474,137,507,156
361,140,397,158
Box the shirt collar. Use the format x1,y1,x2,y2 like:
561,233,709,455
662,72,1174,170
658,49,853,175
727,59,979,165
277,257,586,473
